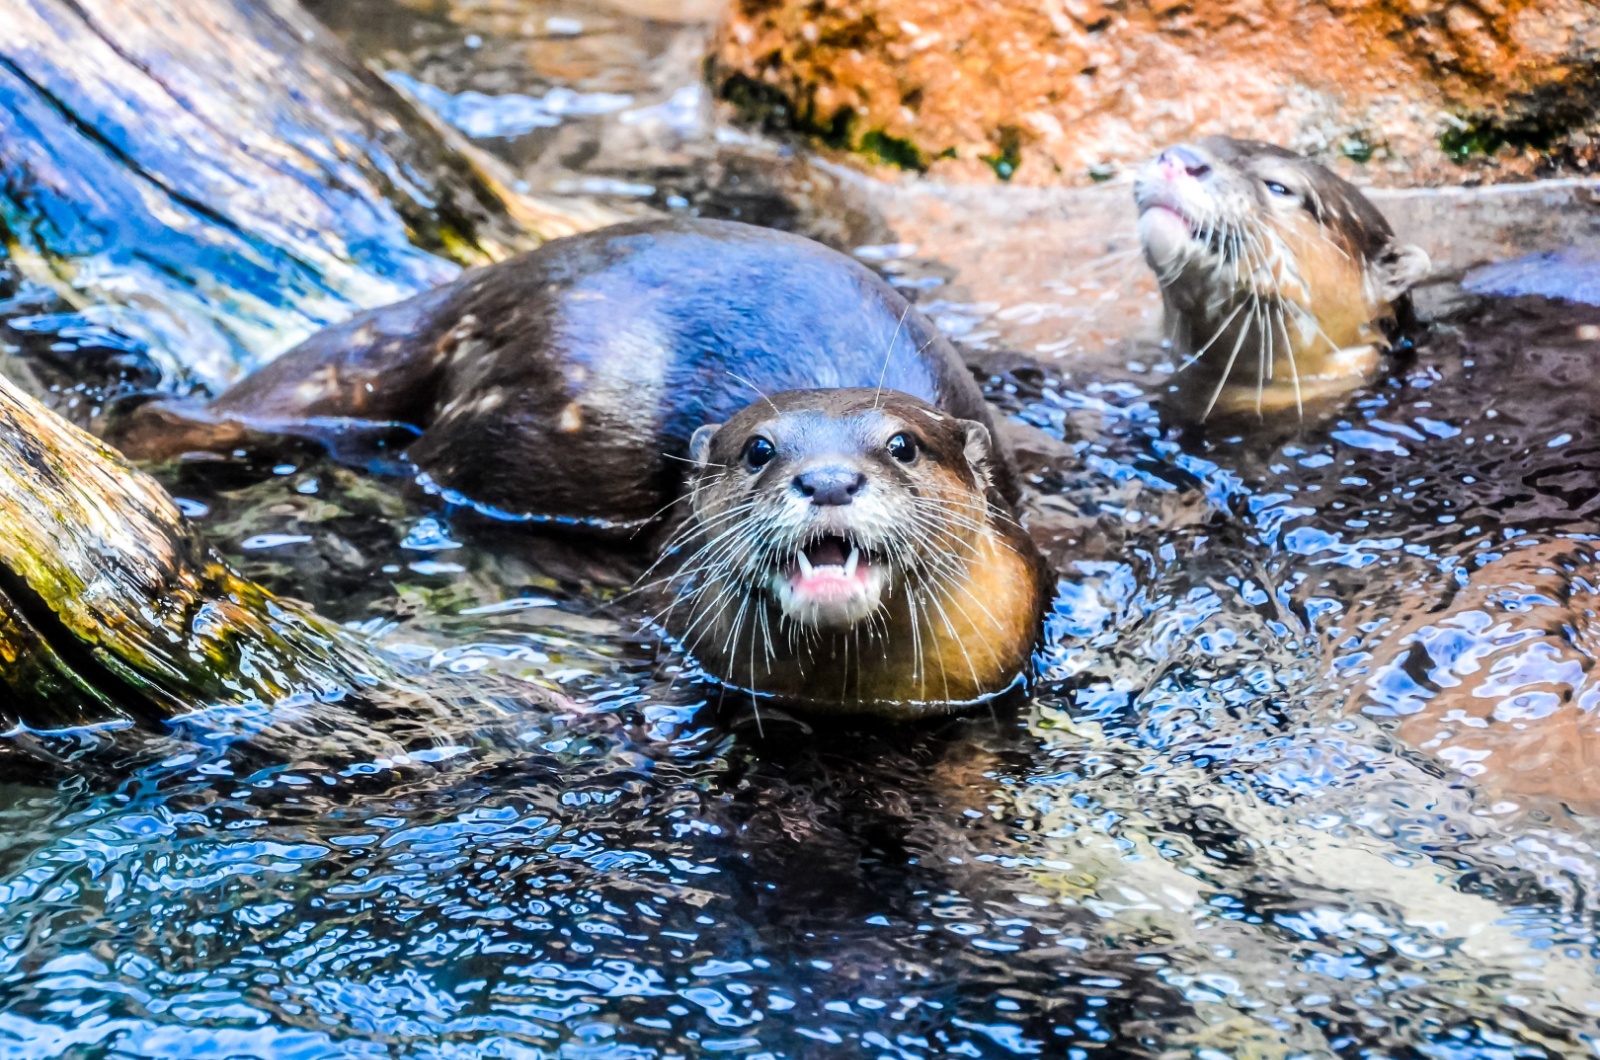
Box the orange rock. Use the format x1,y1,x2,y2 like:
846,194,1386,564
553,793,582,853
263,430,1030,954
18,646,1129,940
711,0,1600,186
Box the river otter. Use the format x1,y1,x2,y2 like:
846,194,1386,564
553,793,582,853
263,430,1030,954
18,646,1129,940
669,388,1047,714
1135,136,1431,424
114,218,1050,716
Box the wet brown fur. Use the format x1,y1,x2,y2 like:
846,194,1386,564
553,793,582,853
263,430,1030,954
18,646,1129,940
1136,137,1429,423
667,390,1049,716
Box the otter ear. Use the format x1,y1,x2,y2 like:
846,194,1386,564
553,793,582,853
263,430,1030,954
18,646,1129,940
1372,242,1431,304
959,421,994,488
688,423,722,469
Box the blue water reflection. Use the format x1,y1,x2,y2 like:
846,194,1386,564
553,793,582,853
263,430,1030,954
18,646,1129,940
4,1,1600,1054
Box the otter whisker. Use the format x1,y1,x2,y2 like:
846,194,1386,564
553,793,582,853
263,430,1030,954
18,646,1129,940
1235,224,1312,419
748,608,766,736
726,372,780,417
757,599,776,673
1175,297,1249,376
910,592,951,703
646,502,771,576
906,590,926,701
873,303,912,411
633,505,766,592
914,569,985,693
1201,295,1260,421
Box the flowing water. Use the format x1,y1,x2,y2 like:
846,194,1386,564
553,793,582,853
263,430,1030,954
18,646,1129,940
4,2,1600,1058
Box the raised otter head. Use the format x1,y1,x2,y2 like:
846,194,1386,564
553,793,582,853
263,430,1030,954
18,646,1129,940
1134,136,1431,423
660,388,1046,716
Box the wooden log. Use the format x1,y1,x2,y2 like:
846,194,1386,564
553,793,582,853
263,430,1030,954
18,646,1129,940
0,369,410,735
0,0,613,391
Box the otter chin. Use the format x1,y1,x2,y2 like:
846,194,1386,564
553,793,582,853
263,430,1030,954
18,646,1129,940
662,389,1048,716
1134,136,1431,424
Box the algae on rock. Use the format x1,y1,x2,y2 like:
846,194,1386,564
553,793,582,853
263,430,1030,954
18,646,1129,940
0,370,415,735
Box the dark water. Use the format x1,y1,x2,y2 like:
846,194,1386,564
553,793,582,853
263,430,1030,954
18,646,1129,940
5,3,1600,1058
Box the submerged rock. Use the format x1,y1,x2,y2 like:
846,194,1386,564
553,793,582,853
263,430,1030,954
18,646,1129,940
712,0,1600,187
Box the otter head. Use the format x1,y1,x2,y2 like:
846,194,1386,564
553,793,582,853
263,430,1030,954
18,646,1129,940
662,387,1042,714
1133,136,1430,422
683,388,995,631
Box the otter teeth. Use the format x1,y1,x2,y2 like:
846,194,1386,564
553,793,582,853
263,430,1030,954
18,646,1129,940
774,538,887,630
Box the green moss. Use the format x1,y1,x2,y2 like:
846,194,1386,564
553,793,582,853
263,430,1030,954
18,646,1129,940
981,128,1023,182
1439,120,1513,161
718,72,851,148
858,130,925,172
718,73,935,172
1438,113,1589,161
1439,72,1600,162
1340,136,1375,164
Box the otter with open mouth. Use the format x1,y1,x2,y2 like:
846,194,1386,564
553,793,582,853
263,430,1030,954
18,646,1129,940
665,389,1047,714
112,218,1052,717
1134,136,1431,424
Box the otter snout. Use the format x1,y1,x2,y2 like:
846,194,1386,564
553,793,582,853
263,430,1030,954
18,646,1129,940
1135,141,1224,277
1157,144,1211,181
779,460,889,628
794,466,867,506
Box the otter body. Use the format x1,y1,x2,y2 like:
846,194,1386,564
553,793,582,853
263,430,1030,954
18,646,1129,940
1134,137,1431,424
120,219,1045,715
127,219,1014,527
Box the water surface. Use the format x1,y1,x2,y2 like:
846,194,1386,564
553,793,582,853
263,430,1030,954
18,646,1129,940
4,3,1600,1057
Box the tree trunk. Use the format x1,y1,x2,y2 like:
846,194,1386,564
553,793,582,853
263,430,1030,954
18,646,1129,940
0,369,417,735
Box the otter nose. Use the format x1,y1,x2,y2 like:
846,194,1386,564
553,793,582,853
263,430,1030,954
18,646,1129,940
794,467,867,506
1159,145,1211,180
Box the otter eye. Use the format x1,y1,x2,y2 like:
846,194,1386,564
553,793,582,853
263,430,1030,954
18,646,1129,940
1265,180,1294,197
741,436,775,471
887,433,918,464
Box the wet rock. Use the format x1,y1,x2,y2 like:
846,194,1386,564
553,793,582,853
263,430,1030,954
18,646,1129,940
1352,539,1600,814
712,0,1600,186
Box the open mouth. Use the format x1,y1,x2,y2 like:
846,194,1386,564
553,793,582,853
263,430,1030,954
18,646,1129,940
1135,190,1207,273
1139,201,1196,236
771,533,889,629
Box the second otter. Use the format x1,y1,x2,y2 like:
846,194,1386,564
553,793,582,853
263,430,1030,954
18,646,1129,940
1135,136,1431,424
117,219,1050,717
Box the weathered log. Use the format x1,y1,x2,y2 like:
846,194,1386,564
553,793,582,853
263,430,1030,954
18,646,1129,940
0,368,413,735
0,0,612,391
